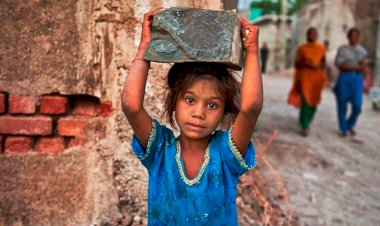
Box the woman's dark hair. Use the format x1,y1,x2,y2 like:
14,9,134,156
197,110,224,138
306,27,317,41
164,62,240,129
347,27,360,38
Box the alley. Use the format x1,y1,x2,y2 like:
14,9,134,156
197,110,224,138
254,72,380,225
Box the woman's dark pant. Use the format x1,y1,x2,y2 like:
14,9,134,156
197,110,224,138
299,95,316,129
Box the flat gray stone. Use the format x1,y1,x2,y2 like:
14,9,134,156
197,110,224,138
144,7,243,69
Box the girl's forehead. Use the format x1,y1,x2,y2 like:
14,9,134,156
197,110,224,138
187,77,219,89
184,79,224,98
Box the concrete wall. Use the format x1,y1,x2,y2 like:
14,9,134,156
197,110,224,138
0,0,223,225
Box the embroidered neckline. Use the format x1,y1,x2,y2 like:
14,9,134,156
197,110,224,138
175,140,210,186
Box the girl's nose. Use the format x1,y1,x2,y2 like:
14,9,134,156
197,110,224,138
191,104,205,119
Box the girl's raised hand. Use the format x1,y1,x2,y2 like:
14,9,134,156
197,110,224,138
138,8,163,50
240,18,259,53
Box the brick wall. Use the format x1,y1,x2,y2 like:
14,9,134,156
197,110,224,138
0,93,112,154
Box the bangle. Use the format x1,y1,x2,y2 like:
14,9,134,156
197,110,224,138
132,58,150,68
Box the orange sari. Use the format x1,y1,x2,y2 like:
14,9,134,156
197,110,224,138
288,42,327,108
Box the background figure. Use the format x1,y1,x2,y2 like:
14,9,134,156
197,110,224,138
287,27,327,137
260,42,269,74
334,28,368,137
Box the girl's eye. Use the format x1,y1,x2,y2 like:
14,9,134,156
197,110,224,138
208,103,217,109
185,97,194,104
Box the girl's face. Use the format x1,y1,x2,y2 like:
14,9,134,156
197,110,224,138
175,78,225,140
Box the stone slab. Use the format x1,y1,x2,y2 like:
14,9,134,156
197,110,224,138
144,7,243,69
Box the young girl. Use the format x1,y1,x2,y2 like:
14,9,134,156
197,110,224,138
121,8,262,225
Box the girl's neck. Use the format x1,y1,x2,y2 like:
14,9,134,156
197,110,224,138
178,135,211,153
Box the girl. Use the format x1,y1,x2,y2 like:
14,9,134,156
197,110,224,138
121,8,262,225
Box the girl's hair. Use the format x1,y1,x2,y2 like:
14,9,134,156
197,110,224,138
164,62,240,129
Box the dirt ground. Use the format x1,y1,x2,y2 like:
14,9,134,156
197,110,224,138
252,71,380,226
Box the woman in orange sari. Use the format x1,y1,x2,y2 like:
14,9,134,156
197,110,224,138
287,27,327,136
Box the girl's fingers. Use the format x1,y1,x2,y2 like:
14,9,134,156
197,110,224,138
239,18,258,39
240,18,250,26
142,7,164,31
140,8,164,45
240,19,250,37
151,7,164,14
240,19,252,30
144,7,163,20
239,18,259,51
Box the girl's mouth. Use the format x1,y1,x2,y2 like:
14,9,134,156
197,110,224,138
187,123,205,131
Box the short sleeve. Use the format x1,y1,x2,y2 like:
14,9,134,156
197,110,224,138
131,119,173,171
358,45,368,60
218,128,256,177
334,47,344,66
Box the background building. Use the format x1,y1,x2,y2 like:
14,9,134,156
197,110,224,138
235,0,379,75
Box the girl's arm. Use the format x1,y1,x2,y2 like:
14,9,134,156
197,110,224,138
231,19,263,155
121,8,161,148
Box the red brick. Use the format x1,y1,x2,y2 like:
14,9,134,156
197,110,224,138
0,93,5,114
0,116,52,135
9,95,36,114
57,117,90,137
72,97,100,116
40,96,68,115
100,100,112,117
68,137,88,148
5,136,33,153
0,135,3,152
36,137,65,153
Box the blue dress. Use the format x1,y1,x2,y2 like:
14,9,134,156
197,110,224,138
132,120,256,225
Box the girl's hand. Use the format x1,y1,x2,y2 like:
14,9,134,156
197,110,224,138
137,8,163,54
240,18,259,53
